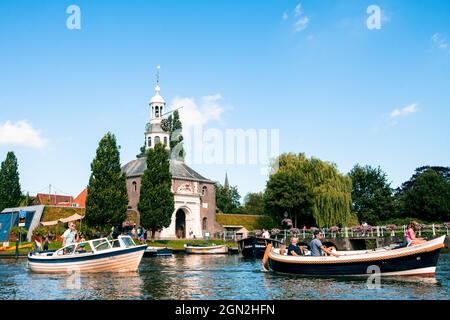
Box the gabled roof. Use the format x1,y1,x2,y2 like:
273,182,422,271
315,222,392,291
122,158,213,183
73,188,88,208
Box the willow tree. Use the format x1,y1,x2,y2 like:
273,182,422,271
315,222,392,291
264,153,354,227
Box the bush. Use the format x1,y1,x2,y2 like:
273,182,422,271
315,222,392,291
32,226,48,238
10,227,28,242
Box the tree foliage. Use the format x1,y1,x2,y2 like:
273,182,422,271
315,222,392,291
349,164,395,224
0,152,22,212
396,167,450,221
85,133,129,230
264,153,354,227
168,110,185,160
241,192,266,215
138,142,175,238
215,183,241,213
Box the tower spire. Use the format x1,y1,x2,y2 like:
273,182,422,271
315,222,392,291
224,172,229,190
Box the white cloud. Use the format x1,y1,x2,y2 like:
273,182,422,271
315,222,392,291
294,3,302,17
170,94,224,132
284,3,309,33
432,33,448,50
293,16,309,32
389,103,418,119
0,120,47,149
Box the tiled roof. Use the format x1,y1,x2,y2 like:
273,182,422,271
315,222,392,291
36,194,73,206
122,158,213,183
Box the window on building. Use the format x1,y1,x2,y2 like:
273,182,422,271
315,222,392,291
203,217,207,231
148,137,152,147
164,136,168,146
132,181,137,192
155,136,161,144
155,106,160,117
201,186,207,196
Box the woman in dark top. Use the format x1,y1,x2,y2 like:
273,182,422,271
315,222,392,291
287,237,304,256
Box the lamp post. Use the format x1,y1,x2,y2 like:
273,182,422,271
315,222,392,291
281,211,292,242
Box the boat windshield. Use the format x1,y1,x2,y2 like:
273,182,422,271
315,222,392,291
92,239,112,251
120,236,136,248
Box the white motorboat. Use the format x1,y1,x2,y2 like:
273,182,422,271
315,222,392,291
28,235,147,273
184,243,229,254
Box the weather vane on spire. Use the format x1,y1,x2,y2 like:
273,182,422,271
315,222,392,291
156,65,161,85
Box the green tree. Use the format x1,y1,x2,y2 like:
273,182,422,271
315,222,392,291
0,152,22,212
264,153,354,228
85,133,128,231
242,192,266,215
397,168,450,221
349,164,395,224
215,183,241,213
168,110,185,160
138,142,175,238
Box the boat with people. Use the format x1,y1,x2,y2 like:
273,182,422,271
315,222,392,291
28,235,147,273
263,235,446,276
144,246,173,257
184,243,229,254
237,236,283,259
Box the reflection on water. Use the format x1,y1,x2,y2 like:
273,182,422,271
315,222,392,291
0,253,449,300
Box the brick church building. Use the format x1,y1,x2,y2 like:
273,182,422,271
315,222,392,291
121,74,217,239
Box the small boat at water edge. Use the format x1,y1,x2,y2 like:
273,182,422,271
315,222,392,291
184,243,229,254
237,236,283,259
263,235,446,277
0,243,33,252
28,235,147,273
144,246,173,257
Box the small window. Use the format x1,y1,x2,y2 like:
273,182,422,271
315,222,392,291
201,186,207,196
132,181,137,192
155,136,161,144
164,137,168,146
155,106,160,117
203,217,207,231
148,137,152,147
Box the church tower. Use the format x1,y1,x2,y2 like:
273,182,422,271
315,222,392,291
145,65,170,151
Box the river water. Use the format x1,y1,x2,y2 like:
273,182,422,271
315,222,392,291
0,252,449,300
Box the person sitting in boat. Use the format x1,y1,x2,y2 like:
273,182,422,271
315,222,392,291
287,237,304,256
262,229,270,239
405,221,426,246
310,230,339,257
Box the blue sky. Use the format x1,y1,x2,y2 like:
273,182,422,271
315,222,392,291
0,0,449,201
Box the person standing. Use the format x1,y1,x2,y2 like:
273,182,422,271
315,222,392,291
43,234,49,251
62,222,77,253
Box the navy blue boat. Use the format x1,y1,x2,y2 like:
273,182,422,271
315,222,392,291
263,235,445,276
144,246,173,257
238,236,283,259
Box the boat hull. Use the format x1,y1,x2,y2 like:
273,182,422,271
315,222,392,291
185,245,228,254
238,237,282,259
144,247,173,257
268,248,441,276
28,245,147,273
